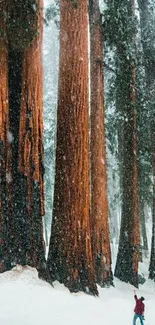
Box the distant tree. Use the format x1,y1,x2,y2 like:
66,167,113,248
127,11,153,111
139,201,148,255
114,0,139,288
43,7,59,244
149,118,155,279
44,0,59,27
137,0,155,275
47,0,98,295
104,0,140,287
137,0,155,90
136,73,150,257
103,1,151,252
89,0,113,287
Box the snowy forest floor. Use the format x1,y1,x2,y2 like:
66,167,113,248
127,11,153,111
0,257,154,325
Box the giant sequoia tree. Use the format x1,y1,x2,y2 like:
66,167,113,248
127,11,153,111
114,0,139,287
0,0,10,271
17,0,45,270
47,0,97,295
0,0,46,273
89,0,113,287
104,0,140,286
137,0,155,279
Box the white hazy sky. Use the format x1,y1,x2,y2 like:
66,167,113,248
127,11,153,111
44,0,54,6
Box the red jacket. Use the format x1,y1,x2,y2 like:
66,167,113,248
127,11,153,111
134,295,145,315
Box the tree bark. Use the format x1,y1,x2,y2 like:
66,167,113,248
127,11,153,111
0,1,11,271
89,0,113,287
114,0,140,287
0,0,46,274
17,0,45,272
149,121,155,279
137,0,155,278
47,0,98,295
139,200,148,256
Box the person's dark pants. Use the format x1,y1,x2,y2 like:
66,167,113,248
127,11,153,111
133,313,144,325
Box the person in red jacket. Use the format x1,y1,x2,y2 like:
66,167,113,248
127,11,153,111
133,290,145,325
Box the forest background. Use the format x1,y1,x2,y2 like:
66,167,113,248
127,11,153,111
43,0,155,291
0,0,155,296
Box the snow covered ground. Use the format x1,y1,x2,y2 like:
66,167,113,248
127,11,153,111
0,259,154,325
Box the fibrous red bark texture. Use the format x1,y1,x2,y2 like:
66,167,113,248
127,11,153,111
47,0,98,295
0,0,45,272
89,0,113,286
18,0,44,217
0,0,11,271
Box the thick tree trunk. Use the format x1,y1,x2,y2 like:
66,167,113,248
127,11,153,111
47,0,98,295
138,0,155,278
114,0,139,287
114,96,139,287
0,0,11,272
0,0,46,274
17,0,45,272
89,0,113,287
8,49,27,266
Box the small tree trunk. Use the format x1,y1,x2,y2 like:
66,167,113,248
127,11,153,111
149,182,155,279
149,123,155,279
139,200,148,257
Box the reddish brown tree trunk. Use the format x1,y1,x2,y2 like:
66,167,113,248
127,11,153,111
0,0,11,272
0,0,46,274
17,0,45,270
47,0,98,295
89,0,113,287
18,1,44,214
